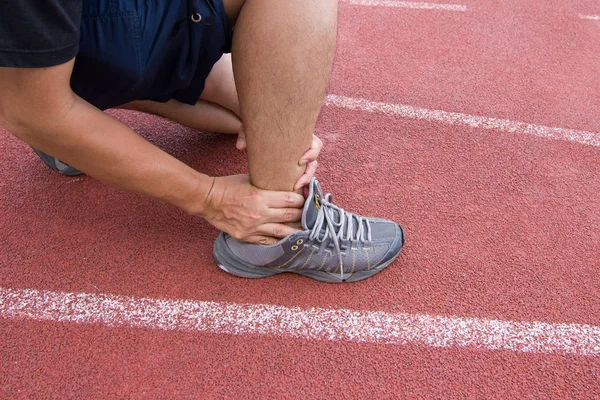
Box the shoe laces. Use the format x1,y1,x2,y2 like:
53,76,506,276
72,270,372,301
308,193,372,280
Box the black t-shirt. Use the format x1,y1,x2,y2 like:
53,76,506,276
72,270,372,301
0,0,82,68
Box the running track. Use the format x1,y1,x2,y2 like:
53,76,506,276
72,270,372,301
1,0,599,398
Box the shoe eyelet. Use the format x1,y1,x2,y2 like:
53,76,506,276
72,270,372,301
296,239,303,245
291,245,298,251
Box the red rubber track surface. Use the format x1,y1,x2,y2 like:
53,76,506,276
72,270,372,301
332,0,600,132
1,0,599,398
2,319,599,399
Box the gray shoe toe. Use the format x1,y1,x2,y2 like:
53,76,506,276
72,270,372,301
381,223,405,264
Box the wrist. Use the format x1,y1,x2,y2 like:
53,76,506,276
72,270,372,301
180,173,216,217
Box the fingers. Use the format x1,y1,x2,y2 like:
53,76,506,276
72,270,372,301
299,135,323,166
294,160,318,191
245,235,279,246
207,174,306,247
295,134,323,190
254,223,301,239
267,207,303,224
234,220,303,245
239,221,302,244
286,221,303,230
263,190,305,208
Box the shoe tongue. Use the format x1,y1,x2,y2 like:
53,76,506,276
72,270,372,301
301,178,324,230
300,178,363,238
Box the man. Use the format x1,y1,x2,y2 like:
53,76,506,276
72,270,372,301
0,0,404,282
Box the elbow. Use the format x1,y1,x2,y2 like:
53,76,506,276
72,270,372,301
0,91,76,145
0,62,77,144
0,93,36,138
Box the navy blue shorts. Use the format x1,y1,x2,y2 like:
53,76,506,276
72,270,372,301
71,0,233,111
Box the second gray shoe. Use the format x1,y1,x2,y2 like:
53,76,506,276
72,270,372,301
213,177,404,283
32,148,84,176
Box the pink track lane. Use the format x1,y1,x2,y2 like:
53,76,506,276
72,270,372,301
2,319,600,399
333,0,600,132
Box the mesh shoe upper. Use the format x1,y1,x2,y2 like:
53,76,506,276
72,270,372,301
222,178,404,279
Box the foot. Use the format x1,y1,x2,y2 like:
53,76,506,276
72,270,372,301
32,148,84,176
213,177,405,283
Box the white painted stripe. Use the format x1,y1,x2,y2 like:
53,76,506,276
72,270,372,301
1,286,599,356
579,14,600,21
325,95,600,147
344,0,467,12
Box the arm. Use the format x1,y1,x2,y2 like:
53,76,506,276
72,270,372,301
0,60,212,213
0,61,305,244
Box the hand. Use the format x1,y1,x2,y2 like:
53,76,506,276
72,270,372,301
201,174,305,245
236,129,323,191
294,134,323,191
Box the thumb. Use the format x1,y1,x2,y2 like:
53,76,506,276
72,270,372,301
247,236,279,246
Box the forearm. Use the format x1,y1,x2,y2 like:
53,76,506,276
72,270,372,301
0,61,309,245
6,94,212,215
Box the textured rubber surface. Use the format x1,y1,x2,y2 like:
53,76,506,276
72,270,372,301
1,0,600,398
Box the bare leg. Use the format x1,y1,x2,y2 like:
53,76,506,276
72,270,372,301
224,0,338,192
120,55,242,134
200,54,240,117
121,98,241,134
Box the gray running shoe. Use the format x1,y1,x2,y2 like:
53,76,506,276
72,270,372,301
32,148,84,176
213,177,404,283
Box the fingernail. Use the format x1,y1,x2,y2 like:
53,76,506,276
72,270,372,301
237,138,245,147
299,159,308,166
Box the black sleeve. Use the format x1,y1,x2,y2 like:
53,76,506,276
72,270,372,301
0,0,82,68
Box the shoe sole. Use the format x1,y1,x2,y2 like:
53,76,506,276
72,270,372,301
213,231,404,283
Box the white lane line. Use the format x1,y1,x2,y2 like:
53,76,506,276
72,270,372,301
1,287,599,356
325,95,600,147
579,14,600,21
344,0,467,12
